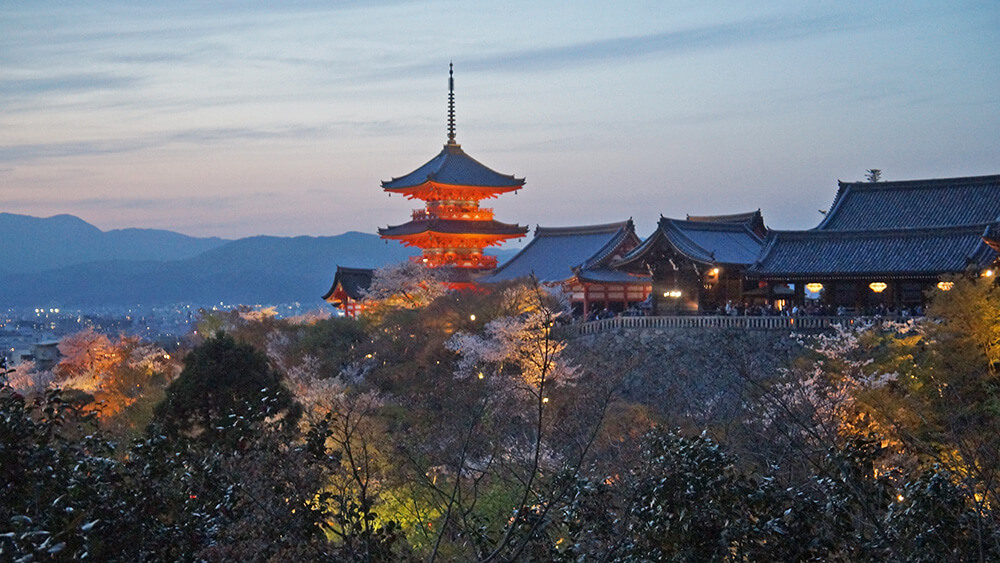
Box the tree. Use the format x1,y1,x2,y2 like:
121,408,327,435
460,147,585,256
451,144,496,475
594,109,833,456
866,168,882,182
0,385,122,560
363,261,449,311
151,332,299,444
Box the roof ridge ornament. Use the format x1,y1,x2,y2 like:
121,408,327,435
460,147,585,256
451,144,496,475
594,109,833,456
447,62,457,145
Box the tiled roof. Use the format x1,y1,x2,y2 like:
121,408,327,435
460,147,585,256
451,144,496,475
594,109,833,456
378,218,528,238
321,266,373,301
749,224,999,279
687,209,767,238
381,143,525,190
576,268,650,284
620,216,764,267
481,221,639,283
818,174,1000,231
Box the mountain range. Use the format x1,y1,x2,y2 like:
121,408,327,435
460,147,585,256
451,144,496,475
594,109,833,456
0,213,442,307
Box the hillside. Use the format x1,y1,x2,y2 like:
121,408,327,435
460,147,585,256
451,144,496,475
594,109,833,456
0,230,417,307
0,212,228,275
0,213,523,307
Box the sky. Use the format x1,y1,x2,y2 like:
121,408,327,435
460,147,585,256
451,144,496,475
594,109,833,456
2,1,999,242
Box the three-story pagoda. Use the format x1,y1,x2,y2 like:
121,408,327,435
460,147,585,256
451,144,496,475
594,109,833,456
378,65,527,271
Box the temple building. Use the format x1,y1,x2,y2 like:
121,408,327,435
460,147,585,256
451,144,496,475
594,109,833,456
480,221,650,317
378,64,527,278
613,211,767,314
321,266,374,318
749,175,1000,312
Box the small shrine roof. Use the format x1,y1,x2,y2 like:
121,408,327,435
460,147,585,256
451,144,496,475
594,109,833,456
481,221,640,284
817,174,1000,231
321,266,374,302
748,224,999,279
381,143,525,190
378,218,527,238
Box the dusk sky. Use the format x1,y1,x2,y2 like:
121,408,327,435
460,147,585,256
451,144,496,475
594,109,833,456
3,1,998,242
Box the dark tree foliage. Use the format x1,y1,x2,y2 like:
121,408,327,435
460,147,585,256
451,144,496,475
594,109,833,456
151,332,300,445
0,386,122,560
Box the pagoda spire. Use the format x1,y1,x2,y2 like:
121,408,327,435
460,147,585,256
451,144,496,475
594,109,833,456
447,62,457,145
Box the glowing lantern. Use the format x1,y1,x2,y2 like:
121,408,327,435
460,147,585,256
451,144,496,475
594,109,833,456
937,281,954,291
985,270,995,277
805,282,824,293
869,282,888,293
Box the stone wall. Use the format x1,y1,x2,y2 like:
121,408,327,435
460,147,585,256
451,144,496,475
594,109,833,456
564,327,804,427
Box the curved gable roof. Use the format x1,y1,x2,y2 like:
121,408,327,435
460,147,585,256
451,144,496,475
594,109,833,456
381,143,525,190
620,216,764,267
662,219,764,265
322,266,374,302
817,174,1000,231
481,221,638,283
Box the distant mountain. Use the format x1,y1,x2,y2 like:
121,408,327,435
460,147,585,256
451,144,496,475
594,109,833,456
0,213,228,275
0,213,520,307
0,231,416,307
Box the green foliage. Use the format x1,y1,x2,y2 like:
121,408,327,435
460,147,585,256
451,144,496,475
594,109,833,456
0,386,121,560
7,274,1000,559
151,332,300,445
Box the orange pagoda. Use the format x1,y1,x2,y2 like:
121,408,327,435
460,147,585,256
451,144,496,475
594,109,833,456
378,65,527,273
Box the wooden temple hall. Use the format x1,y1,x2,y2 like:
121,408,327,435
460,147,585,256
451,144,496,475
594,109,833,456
323,67,1000,318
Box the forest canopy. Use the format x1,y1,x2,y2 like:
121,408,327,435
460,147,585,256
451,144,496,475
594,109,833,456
2,274,999,561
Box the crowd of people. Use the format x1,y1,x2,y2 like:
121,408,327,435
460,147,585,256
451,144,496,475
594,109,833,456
579,299,925,322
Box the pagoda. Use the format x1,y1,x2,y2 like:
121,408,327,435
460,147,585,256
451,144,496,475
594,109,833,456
378,64,528,272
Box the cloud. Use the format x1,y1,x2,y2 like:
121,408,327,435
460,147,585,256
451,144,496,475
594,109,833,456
0,124,334,163
0,73,142,98
373,13,858,81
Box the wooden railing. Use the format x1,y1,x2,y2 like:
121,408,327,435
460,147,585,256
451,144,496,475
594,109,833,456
564,315,888,336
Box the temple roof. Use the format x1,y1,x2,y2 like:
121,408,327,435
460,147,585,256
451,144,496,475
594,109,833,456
321,266,374,302
381,143,525,190
378,218,527,238
748,224,999,279
619,216,765,267
481,221,640,284
817,174,1000,231
687,209,767,238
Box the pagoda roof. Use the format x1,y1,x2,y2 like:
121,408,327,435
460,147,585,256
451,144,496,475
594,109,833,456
817,174,1000,231
748,223,999,280
481,221,640,284
381,143,525,190
619,216,765,268
378,218,527,238
321,266,374,302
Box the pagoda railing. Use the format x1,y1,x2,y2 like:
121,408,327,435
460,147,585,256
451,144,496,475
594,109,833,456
408,254,497,269
412,208,494,221
563,315,907,336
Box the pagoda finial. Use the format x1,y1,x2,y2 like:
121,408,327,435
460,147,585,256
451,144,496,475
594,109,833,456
447,62,457,145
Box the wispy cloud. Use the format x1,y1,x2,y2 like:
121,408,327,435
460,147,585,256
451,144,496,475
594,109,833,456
0,73,142,97
374,13,858,80
0,124,334,163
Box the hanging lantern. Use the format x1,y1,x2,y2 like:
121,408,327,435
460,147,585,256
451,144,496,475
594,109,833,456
936,281,954,291
869,282,888,293
805,282,824,293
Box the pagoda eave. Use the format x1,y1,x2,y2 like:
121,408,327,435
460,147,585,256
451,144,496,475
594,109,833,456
380,231,525,249
382,181,522,201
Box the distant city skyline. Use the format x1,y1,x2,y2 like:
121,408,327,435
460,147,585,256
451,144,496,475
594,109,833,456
3,1,998,242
